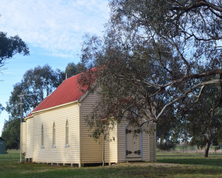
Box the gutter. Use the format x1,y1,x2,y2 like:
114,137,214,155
24,115,33,121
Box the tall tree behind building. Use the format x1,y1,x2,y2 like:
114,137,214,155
6,64,59,120
2,62,83,149
77,0,222,158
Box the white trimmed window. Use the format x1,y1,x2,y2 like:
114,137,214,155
52,122,56,148
65,119,69,147
41,124,44,148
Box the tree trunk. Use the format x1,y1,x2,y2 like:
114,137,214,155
204,142,211,158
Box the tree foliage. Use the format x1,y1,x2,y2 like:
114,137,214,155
180,84,222,157
1,118,20,150
0,32,29,68
0,103,4,114
65,62,85,78
189,137,207,150
0,31,29,111
55,62,85,85
157,141,176,151
6,65,60,119
3,62,82,149
78,0,222,155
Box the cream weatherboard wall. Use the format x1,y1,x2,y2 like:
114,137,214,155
26,117,34,159
104,122,118,163
25,103,80,164
141,123,149,161
21,122,26,154
80,91,103,164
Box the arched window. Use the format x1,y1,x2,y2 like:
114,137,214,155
52,122,56,147
41,124,44,148
65,119,69,146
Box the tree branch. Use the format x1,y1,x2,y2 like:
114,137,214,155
171,1,222,14
156,79,222,121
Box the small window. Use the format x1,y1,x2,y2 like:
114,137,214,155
65,119,69,147
52,122,56,148
41,124,44,148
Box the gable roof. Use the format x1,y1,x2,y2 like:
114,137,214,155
27,73,85,117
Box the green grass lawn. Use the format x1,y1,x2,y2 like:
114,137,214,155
1,151,222,178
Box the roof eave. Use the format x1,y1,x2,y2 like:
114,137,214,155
25,100,79,120
32,100,79,115
24,115,34,121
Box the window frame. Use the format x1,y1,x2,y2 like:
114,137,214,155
41,123,44,148
52,122,56,148
65,119,69,147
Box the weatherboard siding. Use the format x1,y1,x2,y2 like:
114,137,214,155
21,122,26,153
148,122,156,162
141,123,149,161
117,120,128,163
80,91,103,164
104,122,118,163
26,118,34,159
31,103,80,164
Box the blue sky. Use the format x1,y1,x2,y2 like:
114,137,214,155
0,0,110,134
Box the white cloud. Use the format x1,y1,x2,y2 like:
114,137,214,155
0,0,110,57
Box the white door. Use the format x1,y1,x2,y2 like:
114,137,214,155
126,125,141,158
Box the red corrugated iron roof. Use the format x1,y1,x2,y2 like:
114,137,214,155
27,72,86,117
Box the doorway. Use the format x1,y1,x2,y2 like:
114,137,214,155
125,124,141,158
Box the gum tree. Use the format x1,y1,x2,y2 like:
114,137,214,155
0,31,29,110
0,31,29,68
78,1,222,157
179,83,222,157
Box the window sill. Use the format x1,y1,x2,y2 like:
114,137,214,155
52,145,56,148
64,144,69,148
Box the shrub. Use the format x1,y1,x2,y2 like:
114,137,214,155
157,142,176,151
